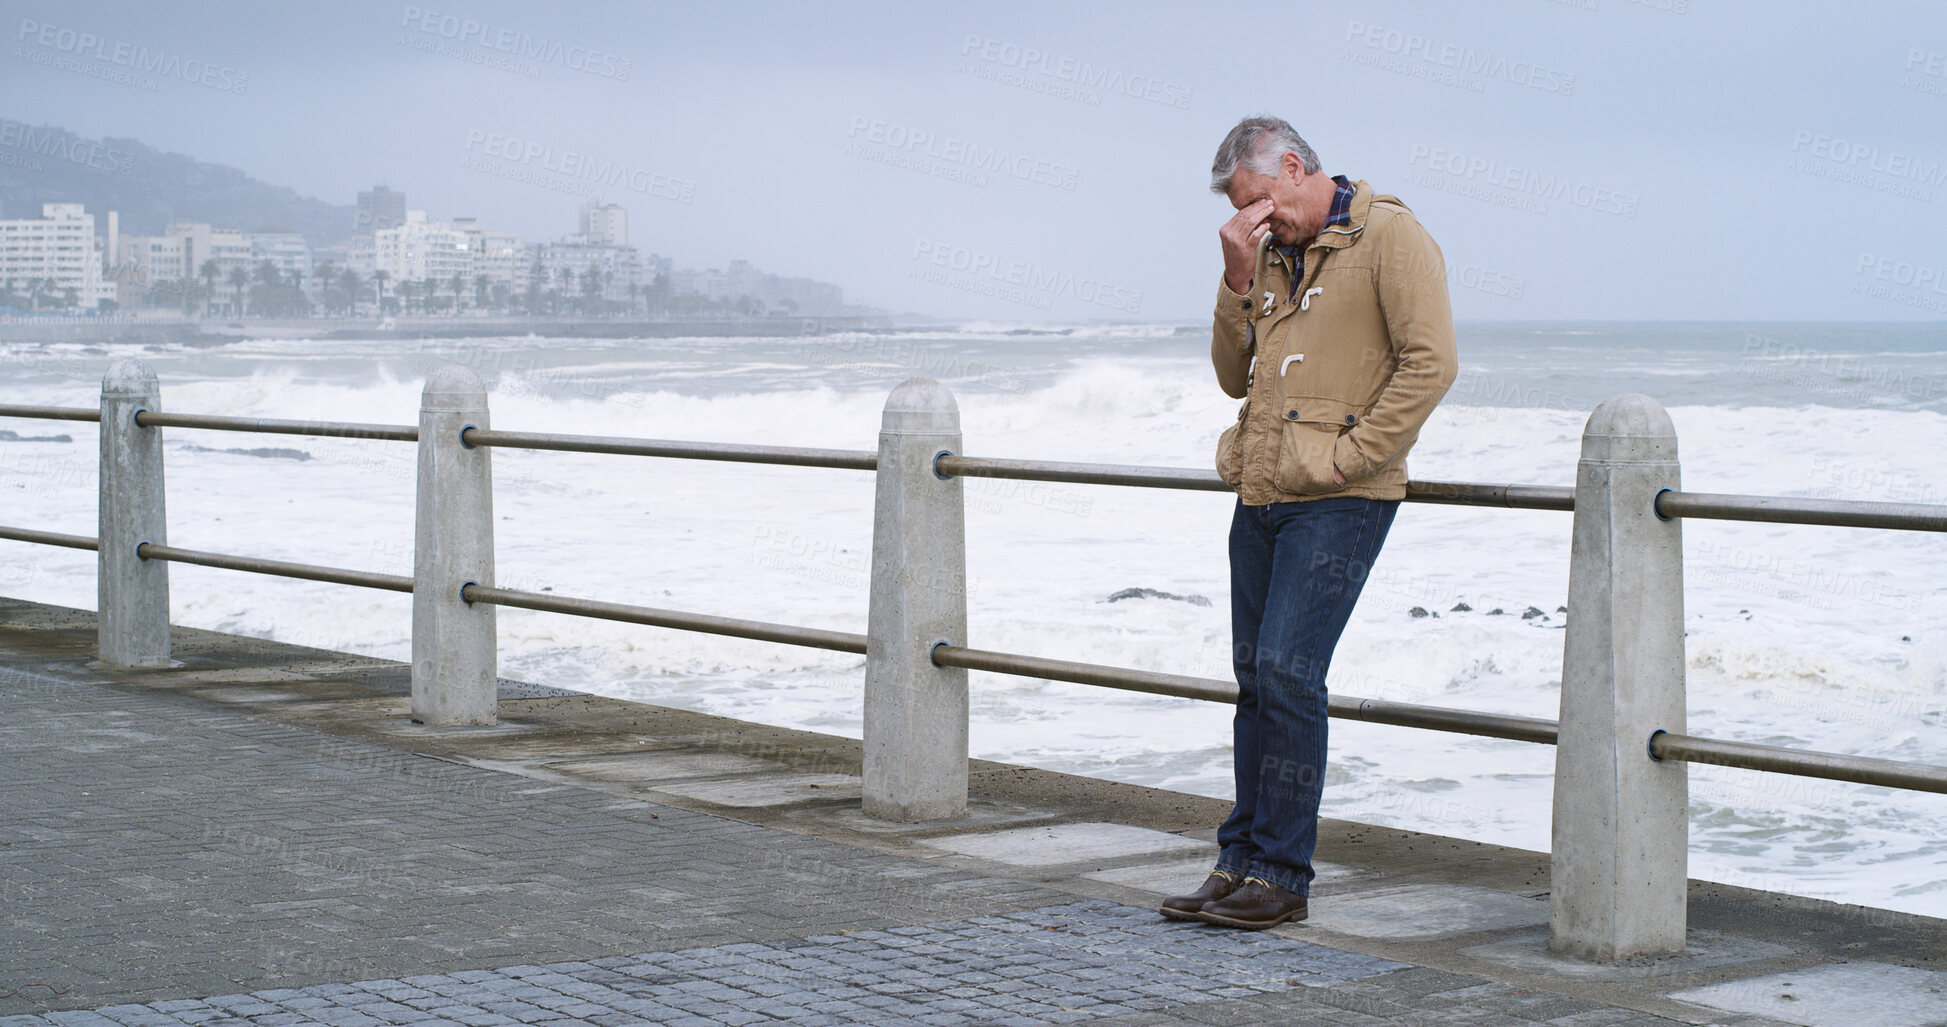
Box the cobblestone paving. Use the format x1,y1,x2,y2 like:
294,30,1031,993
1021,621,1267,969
0,901,1405,1027
0,662,1054,1013
0,629,1701,1027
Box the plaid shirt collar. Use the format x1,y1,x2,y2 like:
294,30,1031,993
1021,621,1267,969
1273,175,1356,263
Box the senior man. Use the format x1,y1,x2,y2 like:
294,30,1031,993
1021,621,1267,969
1162,116,1458,930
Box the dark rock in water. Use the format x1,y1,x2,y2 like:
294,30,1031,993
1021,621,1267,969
1521,606,1546,620
1105,587,1211,607
1556,605,1567,614
1487,608,1505,616
0,429,72,443
1902,635,1912,643
1409,606,1430,618
1451,602,1472,612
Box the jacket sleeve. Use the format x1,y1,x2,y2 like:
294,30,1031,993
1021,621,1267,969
1332,209,1459,482
1211,274,1255,399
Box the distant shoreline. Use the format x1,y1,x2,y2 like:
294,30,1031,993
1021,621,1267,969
0,314,907,345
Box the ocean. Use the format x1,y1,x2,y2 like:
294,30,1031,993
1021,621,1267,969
3,321,1943,916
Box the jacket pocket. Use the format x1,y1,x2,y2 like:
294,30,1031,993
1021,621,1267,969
1271,396,1361,495
1215,401,1247,485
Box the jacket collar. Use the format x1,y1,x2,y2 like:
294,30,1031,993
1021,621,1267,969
1311,178,1371,251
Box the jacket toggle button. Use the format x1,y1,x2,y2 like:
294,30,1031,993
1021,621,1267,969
1287,409,1299,420
1344,414,1357,425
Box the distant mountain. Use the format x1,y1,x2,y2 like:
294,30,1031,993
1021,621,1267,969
0,120,355,245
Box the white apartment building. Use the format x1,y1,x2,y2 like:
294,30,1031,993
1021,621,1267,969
248,231,312,283
535,239,641,303
578,201,627,246
159,222,253,284
374,210,470,286
0,202,113,308
117,233,188,284
452,218,527,289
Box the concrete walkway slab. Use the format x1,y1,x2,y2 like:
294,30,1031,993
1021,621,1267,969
1669,961,1947,1026
651,772,862,807
918,821,1209,866
1306,883,1549,939
543,750,779,782
1464,928,1793,980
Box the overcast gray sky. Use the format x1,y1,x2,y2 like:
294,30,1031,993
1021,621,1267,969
6,0,1946,322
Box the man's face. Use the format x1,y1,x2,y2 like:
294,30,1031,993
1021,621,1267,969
1225,155,1319,246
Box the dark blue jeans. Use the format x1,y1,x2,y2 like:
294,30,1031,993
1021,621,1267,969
1216,496,1399,895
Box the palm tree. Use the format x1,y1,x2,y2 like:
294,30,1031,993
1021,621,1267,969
448,273,465,316
311,261,336,316
580,267,603,315
373,270,390,317
473,275,489,313
199,260,220,319
226,267,248,317
338,268,361,316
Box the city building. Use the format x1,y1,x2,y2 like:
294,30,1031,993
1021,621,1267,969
117,233,188,284
248,230,312,283
452,218,528,289
578,201,627,246
0,202,114,308
355,184,407,236
374,210,470,289
534,238,641,303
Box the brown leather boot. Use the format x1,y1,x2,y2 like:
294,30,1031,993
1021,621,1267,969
1158,870,1242,921
1196,876,1307,929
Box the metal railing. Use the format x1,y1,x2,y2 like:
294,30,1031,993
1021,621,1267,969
2,364,1944,962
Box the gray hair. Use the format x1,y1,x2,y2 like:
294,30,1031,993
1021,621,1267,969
1209,116,1320,194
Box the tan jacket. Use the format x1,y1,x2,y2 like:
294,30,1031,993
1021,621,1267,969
1213,180,1458,504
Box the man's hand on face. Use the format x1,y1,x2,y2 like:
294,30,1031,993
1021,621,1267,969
1221,198,1273,296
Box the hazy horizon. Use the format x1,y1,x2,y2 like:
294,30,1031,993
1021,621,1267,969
6,0,1947,323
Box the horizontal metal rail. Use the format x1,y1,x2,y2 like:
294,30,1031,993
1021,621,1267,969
1657,490,1947,533
132,410,419,442
930,644,1561,745
461,428,877,470
0,524,98,550
1407,479,1577,512
936,456,1580,512
1652,731,1947,794
137,543,413,592
0,404,100,423
936,455,1229,492
461,584,869,654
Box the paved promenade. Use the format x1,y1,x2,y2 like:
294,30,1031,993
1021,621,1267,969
0,599,1942,1027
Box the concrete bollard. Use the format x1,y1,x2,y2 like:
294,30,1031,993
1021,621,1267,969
97,359,172,668
1550,393,1688,961
410,366,497,726
863,378,969,821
